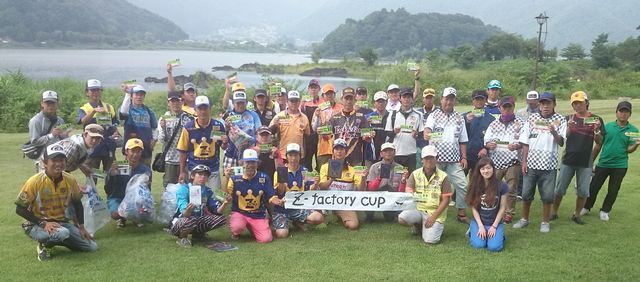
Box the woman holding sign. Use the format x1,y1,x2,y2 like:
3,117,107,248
273,144,324,238
465,157,508,252
172,165,228,248
318,139,368,230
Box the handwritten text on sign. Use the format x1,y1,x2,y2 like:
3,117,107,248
284,191,416,211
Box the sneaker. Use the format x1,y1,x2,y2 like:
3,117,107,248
540,222,550,233
230,234,240,241
116,218,126,229
599,211,609,221
512,219,529,229
571,215,586,225
504,214,513,224
579,208,590,216
549,214,558,221
37,243,51,261
449,201,456,207
410,224,422,235
176,238,192,248
516,195,523,201
136,223,145,228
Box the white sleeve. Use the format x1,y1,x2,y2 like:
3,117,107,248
385,112,393,132
458,120,469,143
558,116,568,140
484,122,494,145
425,114,434,130
519,120,530,145
119,93,131,115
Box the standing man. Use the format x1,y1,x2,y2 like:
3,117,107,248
330,87,370,166
398,145,452,244
269,90,311,160
27,90,66,167
312,84,343,170
16,144,97,261
551,91,604,224
584,101,639,221
158,90,193,186
365,91,390,164
415,88,439,165
78,79,120,179
385,84,401,112
515,92,567,233
222,91,262,169
484,96,525,224
462,90,496,174
354,87,372,115
385,88,423,173
485,80,502,117
424,87,470,223
253,89,276,127
119,85,157,166
301,79,322,170
273,87,288,114
516,90,540,120
177,96,228,189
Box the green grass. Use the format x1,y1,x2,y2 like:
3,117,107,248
0,99,638,280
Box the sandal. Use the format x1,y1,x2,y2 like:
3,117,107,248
456,214,470,224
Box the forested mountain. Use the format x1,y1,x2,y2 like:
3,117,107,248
0,0,187,45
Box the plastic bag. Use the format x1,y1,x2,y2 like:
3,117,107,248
118,174,155,224
81,178,110,236
157,183,179,225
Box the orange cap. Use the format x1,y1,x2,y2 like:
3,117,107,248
322,84,336,94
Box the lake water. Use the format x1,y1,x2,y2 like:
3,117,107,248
0,49,364,91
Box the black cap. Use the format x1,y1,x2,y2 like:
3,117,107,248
617,101,632,112
255,89,267,97
400,88,413,96
167,90,181,101
356,87,367,94
472,90,488,100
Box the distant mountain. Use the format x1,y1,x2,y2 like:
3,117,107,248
0,0,187,45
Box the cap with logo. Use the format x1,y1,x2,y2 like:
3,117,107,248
526,90,539,100
278,87,287,96
308,79,320,87
570,91,588,103
125,138,144,150
288,90,301,100
387,84,400,92
286,143,301,154
374,91,388,101
257,126,271,135
380,142,396,151
84,124,104,138
241,149,259,162
231,82,245,93
487,80,502,89
442,87,457,97
322,84,336,94
356,87,367,95
45,143,66,159
255,89,267,97
232,91,247,101
539,92,556,102
342,87,355,97
195,95,210,107
617,101,632,112
472,90,488,100
132,85,146,94
42,90,58,102
167,90,181,101
86,79,103,90
423,88,436,97
421,145,438,158
499,96,516,107
333,138,348,148
191,164,211,175
183,82,196,91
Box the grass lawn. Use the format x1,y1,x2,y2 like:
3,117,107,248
0,99,638,281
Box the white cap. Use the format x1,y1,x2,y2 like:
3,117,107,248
286,143,301,154
421,145,438,158
526,90,539,100
287,90,301,100
373,91,388,101
195,95,210,106
242,149,259,162
42,90,58,102
45,143,66,158
86,79,102,90
333,138,348,148
132,85,146,93
380,142,396,151
387,84,400,92
233,91,247,101
442,87,457,97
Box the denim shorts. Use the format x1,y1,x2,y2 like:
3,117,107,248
522,169,556,203
554,164,591,198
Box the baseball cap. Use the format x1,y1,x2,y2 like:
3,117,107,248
132,85,146,94
231,82,245,92
333,138,348,148
42,90,58,102
356,87,367,95
526,90,539,100
286,143,301,154
387,84,400,92
183,82,196,91
487,80,502,89
125,138,144,150
342,87,355,97
191,164,211,175
616,101,632,112
472,90,488,100
308,79,320,87
322,84,336,94
380,142,396,151
233,91,248,101
570,91,588,103
257,126,271,135
400,88,413,97
255,89,267,97
241,149,259,162
499,96,516,107
84,124,104,138
288,90,301,100
278,87,287,96
421,145,438,158
167,90,181,101
442,87,457,97
423,88,436,97
45,143,66,159
539,92,556,102
374,91,388,101
195,95,210,107
86,79,103,90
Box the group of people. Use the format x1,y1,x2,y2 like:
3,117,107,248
17,66,639,260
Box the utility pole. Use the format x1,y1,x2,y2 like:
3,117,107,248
531,13,548,91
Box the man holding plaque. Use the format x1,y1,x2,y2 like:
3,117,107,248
551,91,604,224
269,91,311,161
462,90,496,175
158,91,193,186
312,84,343,170
354,87,373,115
119,85,157,166
366,142,407,222
222,91,262,169
386,88,424,176
365,91,390,164
329,87,370,166
584,101,639,221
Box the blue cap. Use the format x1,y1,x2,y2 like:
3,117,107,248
487,80,502,89
539,92,556,102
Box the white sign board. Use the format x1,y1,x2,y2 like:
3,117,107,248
284,191,416,211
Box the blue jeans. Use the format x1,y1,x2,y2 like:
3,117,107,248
522,169,556,203
469,221,504,252
554,164,591,198
25,222,98,252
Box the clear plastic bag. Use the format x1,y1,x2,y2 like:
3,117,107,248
118,174,155,224
81,178,110,236
157,183,179,225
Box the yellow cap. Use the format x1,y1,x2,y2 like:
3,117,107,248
570,91,588,103
423,88,436,97
125,138,144,150
231,82,246,92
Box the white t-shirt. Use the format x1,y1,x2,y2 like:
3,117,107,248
519,112,567,170
484,117,526,169
425,108,469,163
386,100,401,112
385,109,424,156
